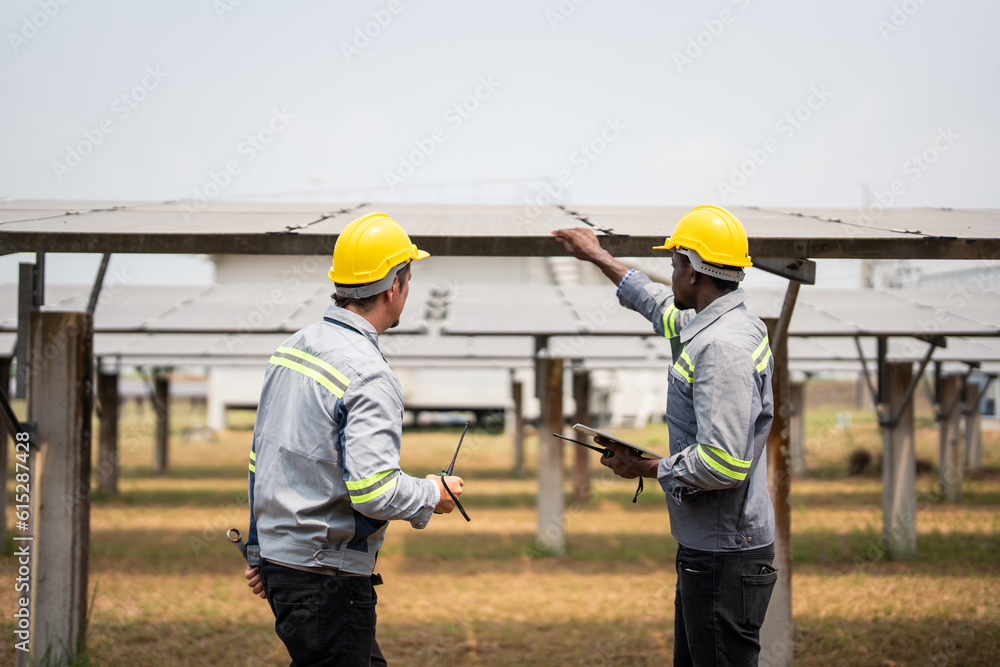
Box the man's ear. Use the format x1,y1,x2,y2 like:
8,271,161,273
389,274,402,296
384,275,403,302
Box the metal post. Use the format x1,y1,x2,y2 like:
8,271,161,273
964,381,984,473
153,369,170,475
938,375,964,503
27,311,93,660
760,319,793,667
881,362,916,560
789,379,807,477
877,338,890,407
34,252,46,306
536,353,565,555
0,356,10,546
572,364,591,503
97,369,120,496
16,263,38,399
511,374,524,477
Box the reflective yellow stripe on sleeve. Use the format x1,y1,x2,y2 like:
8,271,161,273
662,304,679,338
752,336,772,372
248,450,256,473
697,444,751,481
345,470,400,504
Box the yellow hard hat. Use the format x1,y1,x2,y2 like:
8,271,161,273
329,213,429,288
653,205,752,268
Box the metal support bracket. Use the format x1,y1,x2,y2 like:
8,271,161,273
855,336,880,409
881,340,938,428
934,362,977,422
961,372,995,418
753,257,817,285
0,383,36,444
87,253,112,315
856,335,938,428
915,334,947,348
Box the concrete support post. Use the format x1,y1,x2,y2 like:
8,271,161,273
789,379,807,477
511,377,525,477
536,355,565,555
27,311,93,660
938,375,964,503
964,382,983,473
153,370,170,475
572,366,591,503
97,370,120,496
881,362,917,560
760,319,794,667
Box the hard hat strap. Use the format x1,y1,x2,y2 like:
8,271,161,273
335,262,407,299
677,247,746,282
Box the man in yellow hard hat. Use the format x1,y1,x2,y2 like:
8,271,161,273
553,205,777,666
243,212,466,666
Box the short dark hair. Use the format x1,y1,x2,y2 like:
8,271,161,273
331,262,411,311
676,252,739,293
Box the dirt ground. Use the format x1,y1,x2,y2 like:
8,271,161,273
1,381,998,665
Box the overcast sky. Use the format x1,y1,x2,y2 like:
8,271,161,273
1,0,998,284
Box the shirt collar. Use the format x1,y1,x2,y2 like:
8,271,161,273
323,304,383,355
679,288,749,344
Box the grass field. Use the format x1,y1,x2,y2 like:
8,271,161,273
2,380,999,665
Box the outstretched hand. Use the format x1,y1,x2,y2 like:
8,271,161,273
551,227,607,262
551,228,630,285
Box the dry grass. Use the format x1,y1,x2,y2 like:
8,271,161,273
2,383,999,665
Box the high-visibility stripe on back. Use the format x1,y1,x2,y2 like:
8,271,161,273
268,346,352,398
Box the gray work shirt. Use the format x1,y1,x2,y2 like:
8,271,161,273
250,305,440,575
618,271,775,551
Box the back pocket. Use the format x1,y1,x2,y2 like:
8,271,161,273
742,566,778,629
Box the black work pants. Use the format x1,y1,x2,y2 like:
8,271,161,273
260,560,387,667
674,543,777,667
